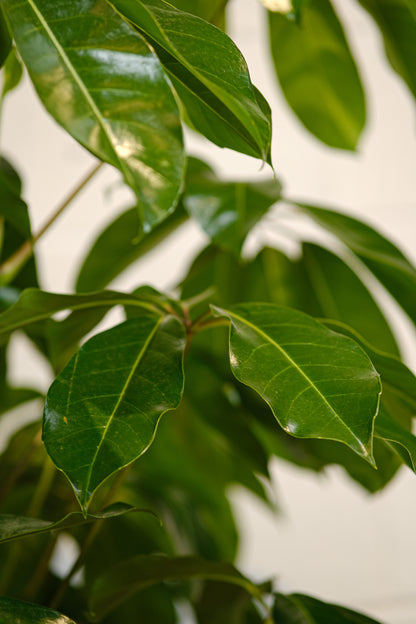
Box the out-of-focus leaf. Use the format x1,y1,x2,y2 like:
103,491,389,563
1,45,23,100
300,242,400,355
184,170,282,256
268,0,365,149
0,597,76,624
297,203,416,325
375,407,416,472
89,554,264,620
213,303,381,461
0,157,30,241
43,314,186,511
0,7,11,68
0,502,143,544
167,0,228,27
273,592,384,623
2,0,185,230
195,581,263,624
108,0,272,162
358,0,416,101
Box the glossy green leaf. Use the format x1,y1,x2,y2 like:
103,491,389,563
43,314,186,511
300,242,399,355
273,592,383,623
268,0,365,149
0,597,76,624
1,45,23,100
184,172,282,256
108,0,272,162
89,554,264,620
2,0,185,230
358,0,416,100
0,287,164,343
297,203,416,325
212,303,381,460
0,7,11,68
0,502,143,544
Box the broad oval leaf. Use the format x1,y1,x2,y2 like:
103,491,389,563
43,314,186,511
89,554,264,620
2,0,185,230
296,203,416,326
358,0,416,101
108,0,272,162
212,303,381,460
273,592,384,623
0,502,145,544
0,597,76,624
268,0,366,149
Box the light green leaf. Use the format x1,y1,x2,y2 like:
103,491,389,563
2,0,185,230
1,45,23,100
296,203,416,325
43,314,186,511
273,592,384,623
108,0,272,162
358,0,416,101
300,242,400,355
0,502,145,544
0,597,76,624
212,303,381,461
268,0,366,149
89,554,264,620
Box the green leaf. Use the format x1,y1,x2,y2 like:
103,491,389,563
184,172,282,256
212,303,381,461
296,203,416,325
0,7,11,68
268,0,366,149
43,314,186,511
375,407,416,472
2,0,185,230
0,597,76,624
0,157,30,239
0,287,164,343
0,502,144,544
273,592,384,623
108,0,272,162
167,0,228,27
358,0,416,101
300,242,400,355
195,581,263,624
1,45,23,100
89,554,264,620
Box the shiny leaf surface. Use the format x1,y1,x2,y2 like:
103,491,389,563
269,0,365,149
43,314,186,511
0,597,76,624
90,554,263,620
2,0,185,229
273,592,383,623
358,0,416,100
297,203,416,325
0,502,142,543
108,0,272,161
212,303,381,460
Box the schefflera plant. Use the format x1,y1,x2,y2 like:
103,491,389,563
0,0,416,623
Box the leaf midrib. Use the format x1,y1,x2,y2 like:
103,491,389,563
227,309,371,450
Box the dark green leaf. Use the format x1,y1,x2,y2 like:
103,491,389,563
297,203,416,325
0,597,76,624
268,0,366,149
1,45,23,99
0,7,11,68
358,0,416,101
300,242,400,355
212,303,381,460
0,502,144,544
184,172,282,256
273,592,384,623
2,0,185,230
43,314,186,511
375,406,416,472
0,157,30,240
108,0,272,162
167,0,228,26
89,554,264,620
195,581,263,624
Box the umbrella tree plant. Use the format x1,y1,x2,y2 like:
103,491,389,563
0,0,415,622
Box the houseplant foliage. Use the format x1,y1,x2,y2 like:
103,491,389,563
0,0,415,621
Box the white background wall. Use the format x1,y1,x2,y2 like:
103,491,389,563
2,0,416,622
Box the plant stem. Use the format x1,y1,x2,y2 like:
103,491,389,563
0,161,103,285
